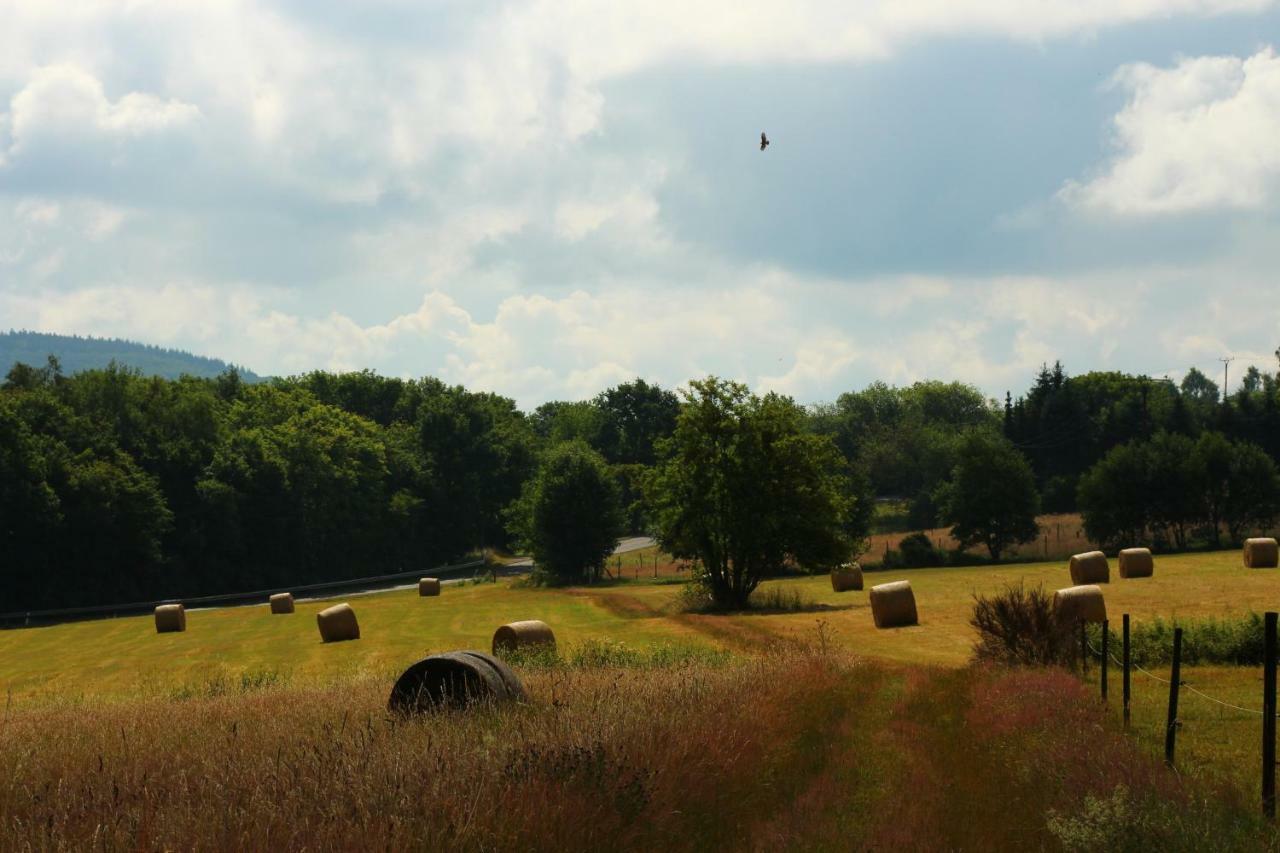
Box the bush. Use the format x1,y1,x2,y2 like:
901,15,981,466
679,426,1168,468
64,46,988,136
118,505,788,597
897,532,945,567
1096,613,1267,667
970,582,1075,666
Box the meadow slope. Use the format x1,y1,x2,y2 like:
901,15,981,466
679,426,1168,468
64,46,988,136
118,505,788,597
3,549,1279,805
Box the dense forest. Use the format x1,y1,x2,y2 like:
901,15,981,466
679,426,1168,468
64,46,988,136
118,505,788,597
3,350,1279,612
0,331,263,382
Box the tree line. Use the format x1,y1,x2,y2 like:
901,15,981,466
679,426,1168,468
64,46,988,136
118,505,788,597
4,353,1279,612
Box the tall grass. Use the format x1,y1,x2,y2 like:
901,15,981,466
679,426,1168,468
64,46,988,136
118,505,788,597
0,647,1268,851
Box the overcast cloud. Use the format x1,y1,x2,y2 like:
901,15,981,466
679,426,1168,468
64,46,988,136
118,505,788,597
1,1,1278,407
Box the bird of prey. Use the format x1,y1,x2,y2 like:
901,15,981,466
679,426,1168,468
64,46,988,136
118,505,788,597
760,132,770,151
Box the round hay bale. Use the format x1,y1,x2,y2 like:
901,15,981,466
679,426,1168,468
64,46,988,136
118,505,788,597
869,580,917,629
1244,538,1280,569
1054,584,1107,624
1118,548,1154,579
317,603,360,643
388,650,527,714
831,563,864,592
1069,550,1110,585
269,592,295,614
492,620,556,656
418,577,442,597
154,603,186,634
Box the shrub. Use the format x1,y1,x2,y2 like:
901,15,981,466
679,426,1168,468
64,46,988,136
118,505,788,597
896,532,945,568
1100,612,1267,667
970,582,1075,666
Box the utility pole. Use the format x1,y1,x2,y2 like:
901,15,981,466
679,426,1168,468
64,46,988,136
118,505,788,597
1219,356,1236,398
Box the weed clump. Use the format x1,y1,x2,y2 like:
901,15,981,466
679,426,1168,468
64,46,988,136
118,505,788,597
970,582,1075,666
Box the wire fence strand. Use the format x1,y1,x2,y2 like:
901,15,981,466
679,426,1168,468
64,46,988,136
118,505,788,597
1087,635,1275,715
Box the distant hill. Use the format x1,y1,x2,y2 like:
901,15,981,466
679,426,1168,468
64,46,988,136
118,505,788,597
0,331,264,382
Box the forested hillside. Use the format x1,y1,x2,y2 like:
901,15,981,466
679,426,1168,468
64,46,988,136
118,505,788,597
0,331,263,382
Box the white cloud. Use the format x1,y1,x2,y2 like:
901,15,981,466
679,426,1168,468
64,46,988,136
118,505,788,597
4,64,200,157
0,1,1278,407
14,198,60,226
1062,47,1280,214
519,0,1274,81
7,264,1269,405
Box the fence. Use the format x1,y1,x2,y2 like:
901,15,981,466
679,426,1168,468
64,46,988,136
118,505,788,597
1083,611,1279,819
0,558,487,630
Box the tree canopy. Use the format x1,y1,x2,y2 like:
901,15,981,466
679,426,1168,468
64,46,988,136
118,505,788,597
507,441,625,584
644,377,867,609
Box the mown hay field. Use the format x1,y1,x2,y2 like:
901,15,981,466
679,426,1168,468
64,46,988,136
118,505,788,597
2,549,1276,701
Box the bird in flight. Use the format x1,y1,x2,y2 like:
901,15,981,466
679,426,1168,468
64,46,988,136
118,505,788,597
760,132,770,151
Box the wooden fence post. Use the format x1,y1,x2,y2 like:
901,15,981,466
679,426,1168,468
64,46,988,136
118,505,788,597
1165,627,1183,767
1101,618,1109,702
1263,611,1276,819
1123,613,1131,730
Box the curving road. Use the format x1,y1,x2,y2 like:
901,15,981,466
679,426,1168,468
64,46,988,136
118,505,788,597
294,536,658,603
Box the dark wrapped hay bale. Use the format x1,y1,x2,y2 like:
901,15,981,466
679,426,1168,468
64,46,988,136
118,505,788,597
418,578,441,597
1244,538,1279,568
1069,550,1110,585
154,603,186,634
388,650,527,714
1054,584,1107,624
869,581,917,628
269,592,295,614
492,620,556,655
1118,548,1153,578
317,603,360,643
831,563,863,592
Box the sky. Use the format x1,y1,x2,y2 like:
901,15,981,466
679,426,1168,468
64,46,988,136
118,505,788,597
1,1,1279,408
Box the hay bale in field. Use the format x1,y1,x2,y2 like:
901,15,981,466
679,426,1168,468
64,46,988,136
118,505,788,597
418,577,441,597
492,620,556,655
1053,584,1107,624
1069,550,1110,585
831,563,864,592
154,603,186,633
1244,538,1280,569
269,592,295,614
869,580,918,628
1118,548,1154,579
317,603,360,643
388,650,528,714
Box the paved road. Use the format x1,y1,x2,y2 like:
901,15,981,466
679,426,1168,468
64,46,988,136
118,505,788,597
291,536,657,603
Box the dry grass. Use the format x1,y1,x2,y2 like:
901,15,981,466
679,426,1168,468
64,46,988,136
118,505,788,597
0,650,894,851
866,512,1093,564
0,650,1265,852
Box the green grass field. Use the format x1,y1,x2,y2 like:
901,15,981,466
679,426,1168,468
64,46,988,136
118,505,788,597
3,549,1276,700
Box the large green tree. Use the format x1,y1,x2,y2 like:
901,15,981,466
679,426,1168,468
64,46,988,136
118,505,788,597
644,377,861,609
934,431,1040,560
507,441,625,583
